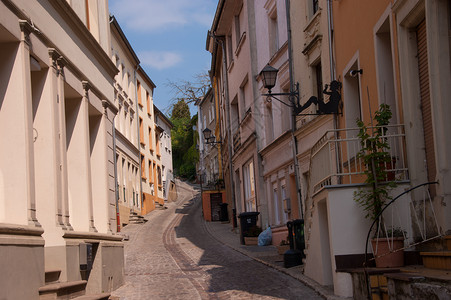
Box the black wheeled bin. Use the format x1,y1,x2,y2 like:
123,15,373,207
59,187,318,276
292,219,305,256
219,203,229,221
238,212,260,245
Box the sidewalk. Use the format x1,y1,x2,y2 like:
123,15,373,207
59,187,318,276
203,219,350,300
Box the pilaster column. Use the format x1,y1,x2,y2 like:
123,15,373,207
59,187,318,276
82,81,97,233
48,49,68,230
19,20,40,227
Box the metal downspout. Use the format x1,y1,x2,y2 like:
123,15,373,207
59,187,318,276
285,0,303,219
134,68,143,211
112,114,120,232
327,0,340,176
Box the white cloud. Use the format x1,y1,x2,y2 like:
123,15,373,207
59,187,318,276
139,51,182,70
110,0,215,32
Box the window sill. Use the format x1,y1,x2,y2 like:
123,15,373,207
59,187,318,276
227,60,234,73
234,32,246,57
304,8,322,34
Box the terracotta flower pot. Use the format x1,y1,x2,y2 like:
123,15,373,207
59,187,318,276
371,237,404,268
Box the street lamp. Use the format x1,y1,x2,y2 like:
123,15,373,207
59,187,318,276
261,64,341,116
202,127,222,145
260,65,278,93
260,65,304,115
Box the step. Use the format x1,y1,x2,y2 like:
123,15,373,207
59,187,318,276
73,292,110,300
39,280,87,300
385,269,451,299
45,270,61,284
420,251,451,270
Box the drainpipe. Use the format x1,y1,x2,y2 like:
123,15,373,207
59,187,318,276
112,114,120,232
327,0,335,81
285,0,303,219
134,67,143,211
327,0,341,178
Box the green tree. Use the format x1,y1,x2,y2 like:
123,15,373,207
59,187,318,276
167,73,210,180
170,100,199,180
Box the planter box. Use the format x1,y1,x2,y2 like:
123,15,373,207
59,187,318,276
244,237,258,245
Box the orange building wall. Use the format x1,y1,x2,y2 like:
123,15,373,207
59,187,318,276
332,0,399,127
142,192,156,215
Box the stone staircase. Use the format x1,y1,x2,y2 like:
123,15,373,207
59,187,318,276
39,270,111,300
351,235,451,299
129,210,147,224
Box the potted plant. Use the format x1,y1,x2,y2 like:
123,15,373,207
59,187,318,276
371,227,406,268
354,104,404,267
244,225,262,245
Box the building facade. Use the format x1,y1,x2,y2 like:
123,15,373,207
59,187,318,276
206,0,451,298
136,67,164,214
301,0,451,297
154,105,175,202
110,16,142,229
208,0,269,228
0,0,123,298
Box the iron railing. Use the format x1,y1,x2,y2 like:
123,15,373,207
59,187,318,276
309,124,409,194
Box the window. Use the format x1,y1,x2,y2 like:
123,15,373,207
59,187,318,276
209,106,213,123
234,14,241,45
139,117,145,146
155,131,160,156
344,61,362,129
157,166,162,186
148,127,153,151
281,183,288,223
273,184,279,225
269,10,279,56
243,160,256,212
148,160,152,183
146,91,151,115
314,62,323,104
240,77,250,117
141,154,146,179
227,34,234,66
231,96,239,134
375,18,397,123
313,0,319,15
137,80,143,107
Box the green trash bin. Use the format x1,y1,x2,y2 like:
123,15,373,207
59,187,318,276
292,219,305,257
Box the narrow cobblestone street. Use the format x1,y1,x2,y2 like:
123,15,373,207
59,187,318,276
111,182,323,299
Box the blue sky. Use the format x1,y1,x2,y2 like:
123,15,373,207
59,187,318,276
109,0,217,116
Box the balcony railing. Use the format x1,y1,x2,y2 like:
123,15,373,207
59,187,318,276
309,124,409,194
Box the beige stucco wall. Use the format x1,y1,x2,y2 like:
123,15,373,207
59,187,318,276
0,0,123,298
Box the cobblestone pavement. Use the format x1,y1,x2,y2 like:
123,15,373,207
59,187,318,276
111,182,323,300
